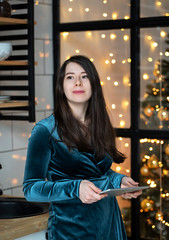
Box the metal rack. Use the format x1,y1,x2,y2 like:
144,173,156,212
0,1,35,122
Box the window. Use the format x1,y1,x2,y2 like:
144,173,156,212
53,1,169,239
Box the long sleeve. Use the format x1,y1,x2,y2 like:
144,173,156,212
105,169,126,189
23,124,81,202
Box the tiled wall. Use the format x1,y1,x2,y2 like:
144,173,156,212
0,0,53,197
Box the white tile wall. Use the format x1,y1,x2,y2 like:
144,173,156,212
0,1,53,196
44,40,53,75
0,149,27,190
15,230,46,240
0,121,12,152
35,39,45,75
12,120,34,149
34,4,52,40
35,75,53,111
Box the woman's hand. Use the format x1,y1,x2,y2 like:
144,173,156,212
79,180,107,204
121,176,142,199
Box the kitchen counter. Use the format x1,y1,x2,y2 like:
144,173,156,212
0,212,49,240
0,196,49,240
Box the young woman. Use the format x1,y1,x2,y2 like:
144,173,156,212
23,55,141,240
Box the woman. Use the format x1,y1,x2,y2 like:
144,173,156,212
23,55,141,240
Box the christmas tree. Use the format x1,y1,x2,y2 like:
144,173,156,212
139,34,169,239
140,34,169,129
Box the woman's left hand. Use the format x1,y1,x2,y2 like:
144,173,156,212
120,176,142,199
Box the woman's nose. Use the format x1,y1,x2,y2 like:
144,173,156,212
75,77,82,86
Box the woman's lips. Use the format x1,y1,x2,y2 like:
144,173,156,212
72,90,85,94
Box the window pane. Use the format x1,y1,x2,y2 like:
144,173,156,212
60,0,130,23
112,137,131,237
141,0,169,17
60,30,130,128
140,27,169,130
140,138,169,239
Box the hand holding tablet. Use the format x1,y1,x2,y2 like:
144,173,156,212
100,186,150,197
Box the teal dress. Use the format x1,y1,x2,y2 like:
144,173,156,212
23,114,127,240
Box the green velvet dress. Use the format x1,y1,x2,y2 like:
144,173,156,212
23,114,127,240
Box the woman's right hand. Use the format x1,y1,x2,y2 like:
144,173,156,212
79,180,107,204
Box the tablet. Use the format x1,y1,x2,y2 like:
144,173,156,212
99,186,150,196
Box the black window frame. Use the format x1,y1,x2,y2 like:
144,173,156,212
52,0,169,239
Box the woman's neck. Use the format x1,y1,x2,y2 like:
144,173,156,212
68,102,88,122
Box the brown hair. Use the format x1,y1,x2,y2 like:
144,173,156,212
52,55,125,163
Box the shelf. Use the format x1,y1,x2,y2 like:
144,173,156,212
0,101,29,108
0,17,27,25
0,61,37,66
0,61,28,66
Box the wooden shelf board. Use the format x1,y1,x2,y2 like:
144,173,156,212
0,61,28,66
0,101,29,108
0,61,38,66
0,17,27,25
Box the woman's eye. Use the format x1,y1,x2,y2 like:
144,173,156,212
66,75,73,80
82,75,88,79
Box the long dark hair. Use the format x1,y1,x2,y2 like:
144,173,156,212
52,55,125,163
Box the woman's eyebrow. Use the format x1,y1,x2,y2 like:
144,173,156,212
65,71,87,76
65,72,75,75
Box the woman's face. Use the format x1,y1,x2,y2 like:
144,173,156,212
63,62,92,107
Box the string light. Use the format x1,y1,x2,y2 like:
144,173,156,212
101,34,106,38
156,1,162,7
110,34,116,39
68,8,73,12
123,76,130,86
103,13,108,17
112,12,118,20
116,166,121,172
114,81,118,86
160,31,166,37
143,73,149,80
123,35,129,41
111,59,116,64
165,51,169,56
85,8,90,12
147,35,152,40
90,58,94,62
105,60,110,64
120,120,126,127
124,15,129,20
148,57,153,62
109,53,113,57
75,49,80,53
107,76,111,80
111,104,116,109
62,32,69,39
152,42,158,48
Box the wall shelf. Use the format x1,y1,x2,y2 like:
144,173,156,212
0,101,28,108
0,17,27,25
0,61,28,66
0,61,37,66
0,1,35,122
